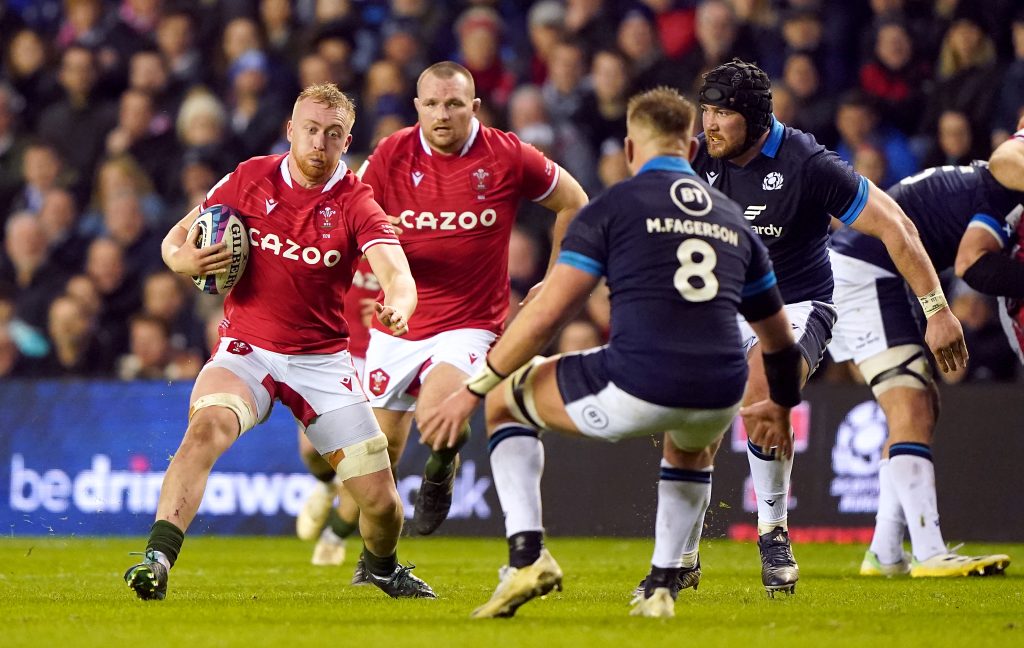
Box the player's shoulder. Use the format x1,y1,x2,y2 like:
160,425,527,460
775,123,828,165
371,126,419,159
232,153,287,182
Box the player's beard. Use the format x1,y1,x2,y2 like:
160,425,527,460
295,153,331,184
706,133,748,161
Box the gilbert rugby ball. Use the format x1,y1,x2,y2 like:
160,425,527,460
187,204,249,294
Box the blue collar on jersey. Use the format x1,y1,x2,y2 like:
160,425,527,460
761,116,785,159
637,156,695,176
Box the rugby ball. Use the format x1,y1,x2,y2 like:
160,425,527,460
187,204,249,294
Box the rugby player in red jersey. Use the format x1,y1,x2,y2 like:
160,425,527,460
124,84,436,601
357,61,588,541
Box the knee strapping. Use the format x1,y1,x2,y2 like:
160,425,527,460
190,393,257,434
503,356,548,430
859,344,933,398
335,433,390,481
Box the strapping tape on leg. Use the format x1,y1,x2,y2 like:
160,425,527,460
336,433,390,481
503,356,547,431
190,393,257,434
858,344,933,397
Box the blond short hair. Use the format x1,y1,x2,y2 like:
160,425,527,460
296,83,356,130
626,87,696,141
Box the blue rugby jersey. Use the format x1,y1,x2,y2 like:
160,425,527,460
693,117,868,304
558,156,779,408
830,163,1024,272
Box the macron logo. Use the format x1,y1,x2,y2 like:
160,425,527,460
265,198,278,214
706,171,718,186
411,170,424,187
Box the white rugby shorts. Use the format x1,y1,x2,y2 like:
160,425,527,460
201,337,368,428
362,327,496,411
556,349,739,449
827,250,923,364
738,298,837,374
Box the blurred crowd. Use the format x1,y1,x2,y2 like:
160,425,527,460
0,0,1021,384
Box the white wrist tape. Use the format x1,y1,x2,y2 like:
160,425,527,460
918,286,948,319
465,361,506,397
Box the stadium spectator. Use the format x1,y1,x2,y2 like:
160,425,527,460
226,49,291,162
378,17,428,86
526,0,566,85
852,143,888,188
218,17,265,89
127,48,185,134
782,52,836,146
943,283,1018,383
675,0,756,95
991,11,1024,146
919,9,1001,155
455,7,516,113
37,45,116,200
834,90,918,188
117,312,175,380
922,110,980,168
309,22,360,100
541,39,588,126
0,84,29,220
36,292,113,377
4,28,59,131
508,84,599,197
563,0,617,52
1,211,68,332
154,7,203,87
175,88,238,174
770,83,797,125
64,273,102,321
140,269,205,357
105,89,181,201
55,0,108,52
38,188,89,274
102,191,164,278
619,6,680,93
575,49,629,162
83,154,165,234
259,0,304,67
84,236,139,354
10,141,65,220
859,19,928,137
508,225,544,298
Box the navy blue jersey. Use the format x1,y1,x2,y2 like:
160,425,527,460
830,163,1024,272
558,156,779,409
693,117,868,304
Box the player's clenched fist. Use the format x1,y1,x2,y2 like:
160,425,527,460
376,302,409,336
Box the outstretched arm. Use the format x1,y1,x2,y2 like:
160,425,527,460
418,263,599,447
364,243,416,336
849,182,968,372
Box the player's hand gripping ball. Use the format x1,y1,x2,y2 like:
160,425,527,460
187,204,250,294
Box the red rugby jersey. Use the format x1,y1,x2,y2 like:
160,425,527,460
201,154,399,354
360,119,558,340
345,256,378,358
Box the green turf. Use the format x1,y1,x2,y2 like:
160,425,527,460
1,537,1021,647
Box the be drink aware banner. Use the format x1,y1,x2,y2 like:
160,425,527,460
2,380,1022,540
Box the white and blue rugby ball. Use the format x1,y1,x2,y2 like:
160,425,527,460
187,204,250,294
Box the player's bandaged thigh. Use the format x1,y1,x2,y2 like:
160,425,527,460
857,344,933,397
190,393,258,434
304,405,390,480
503,356,549,430
665,405,738,452
333,433,390,481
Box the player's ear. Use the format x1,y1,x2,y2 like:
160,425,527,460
285,119,293,144
472,98,482,114
342,133,353,154
686,136,699,162
624,137,634,166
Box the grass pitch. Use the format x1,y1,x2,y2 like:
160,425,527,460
2,536,1021,648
